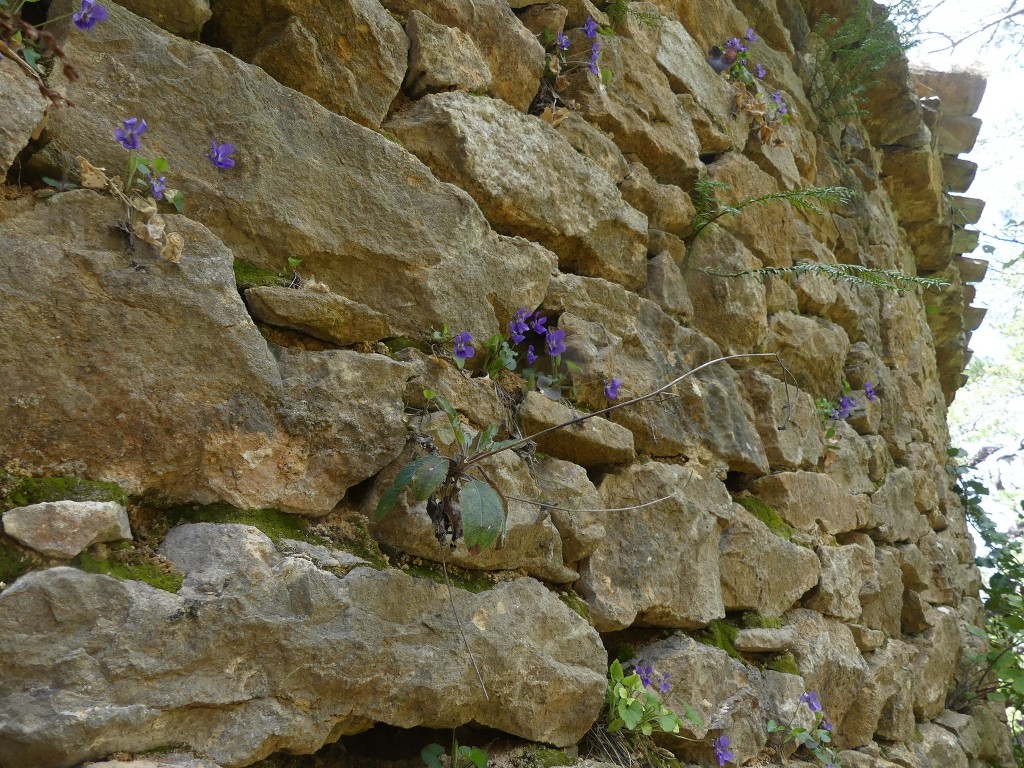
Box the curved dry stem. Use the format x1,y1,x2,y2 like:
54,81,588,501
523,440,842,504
440,545,489,701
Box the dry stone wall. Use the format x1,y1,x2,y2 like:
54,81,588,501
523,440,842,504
0,0,1009,767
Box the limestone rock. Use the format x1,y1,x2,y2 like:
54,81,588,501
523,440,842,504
2,501,131,559
910,606,961,719
719,505,821,616
544,274,769,473
0,524,606,765
0,192,408,515
861,547,903,638
804,543,873,621
762,313,851,400
844,639,916,746
518,3,568,38
738,370,824,471
404,11,493,98
747,472,857,534
684,226,769,356
519,391,635,467
380,0,544,111
654,19,750,153
619,162,695,239
244,285,390,345
39,2,554,340
644,251,694,324
532,457,606,563
116,0,211,37
970,701,1016,768
397,348,509,432
0,60,48,178
912,67,987,116
823,422,878,496
85,757,220,768
942,157,978,193
207,0,407,127
733,627,800,653
579,462,728,631
919,723,968,768
866,468,924,543
561,34,702,187
387,92,647,289
934,709,982,759
553,112,630,184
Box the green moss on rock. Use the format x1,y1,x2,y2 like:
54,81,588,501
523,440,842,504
767,651,800,675
0,539,32,585
532,748,574,768
736,496,795,541
73,550,184,593
558,590,591,621
401,559,496,593
7,476,128,510
233,258,287,288
162,502,326,546
741,612,783,629
698,619,742,660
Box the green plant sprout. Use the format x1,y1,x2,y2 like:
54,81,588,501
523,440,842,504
422,737,487,768
767,691,839,767
605,660,699,736
702,262,949,293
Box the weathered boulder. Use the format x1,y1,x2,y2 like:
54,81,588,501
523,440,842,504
553,112,630,184
0,192,408,514
619,161,695,239
532,457,606,563
206,0,407,127
39,2,555,339
738,370,825,471
561,34,702,187
0,60,48,177
866,467,924,543
861,546,904,638
115,0,211,38
803,543,873,621
243,285,390,345
578,462,728,631
918,723,968,768
644,251,694,324
85,757,220,768
843,639,916,746
519,391,636,467
2,501,131,559
403,11,493,98
910,606,961,719
0,524,606,766
379,0,544,111
545,274,769,473
747,472,857,533
762,313,851,400
386,92,648,289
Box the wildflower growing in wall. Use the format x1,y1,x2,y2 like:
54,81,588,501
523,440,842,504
207,138,235,169
509,307,531,344
604,378,622,400
745,28,759,42
582,16,598,38
712,735,733,767
864,382,877,402
526,346,537,365
545,328,566,357
114,117,147,150
830,395,857,421
754,62,766,78
556,32,570,50
800,690,823,713
72,0,108,31
589,41,600,75
148,173,166,201
453,331,475,360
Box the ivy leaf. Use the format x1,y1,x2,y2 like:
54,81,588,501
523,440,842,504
421,744,445,768
460,478,505,553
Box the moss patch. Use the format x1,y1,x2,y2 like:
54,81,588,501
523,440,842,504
233,258,287,288
532,748,574,768
399,556,497,593
159,502,328,546
0,539,32,585
73,548,184,593
558,590,591,621
767,651,800,675
741,612,783,629
736,496,796,542
697,619,742,660
6,476,128,511
383,336,430,355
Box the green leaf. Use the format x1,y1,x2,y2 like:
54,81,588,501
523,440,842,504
459,746,487,768
423,389,437,400
421,743,445,768
375,456,442,520
168,190,185,213
460,479,506,553
471,423,499,455
619,699,644,730
658,713,682,733
408,455,451,501
609,659,624,682
151,156,170,173
683,703,704,730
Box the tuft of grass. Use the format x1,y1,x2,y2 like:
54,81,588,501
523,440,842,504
233,258,288,288
698,619,742,660
741,611,783,629
0,539,32,585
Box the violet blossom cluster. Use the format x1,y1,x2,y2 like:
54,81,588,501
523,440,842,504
830,381,878,421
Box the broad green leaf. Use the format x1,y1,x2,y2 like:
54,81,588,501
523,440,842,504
151,157,170,173
423,389,437,400
375,456,439,520
619,699,644,730
460,479,505,553
459,746,487,768
683,703,704,730
421,743,445,768
640,723,653,736
408,455,451,501
609,659,624,681
472,423,499,455
659,713,681,733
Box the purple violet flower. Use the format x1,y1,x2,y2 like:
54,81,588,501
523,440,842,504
864,382,878,402
830,394,857,421
207,138,235,169
657,673,672,694
509,307,530,344
778,101,788,116
545,328,567,357
604,378,622,400
725,37,747,54
526,345,537,365
73,0,109,31
754,62,766,78
149,174,166,201
801,691,824,713
822,719,833,732
114,117,147,150
745,27,760,42
556,31,570,50
771,90,783,104
635,664,653,688
529,313,548,335
588,41,600,75
582,16,598,38
453,331,475,360
712,735,733,767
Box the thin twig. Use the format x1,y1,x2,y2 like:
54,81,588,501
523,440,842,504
440,546,489,700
